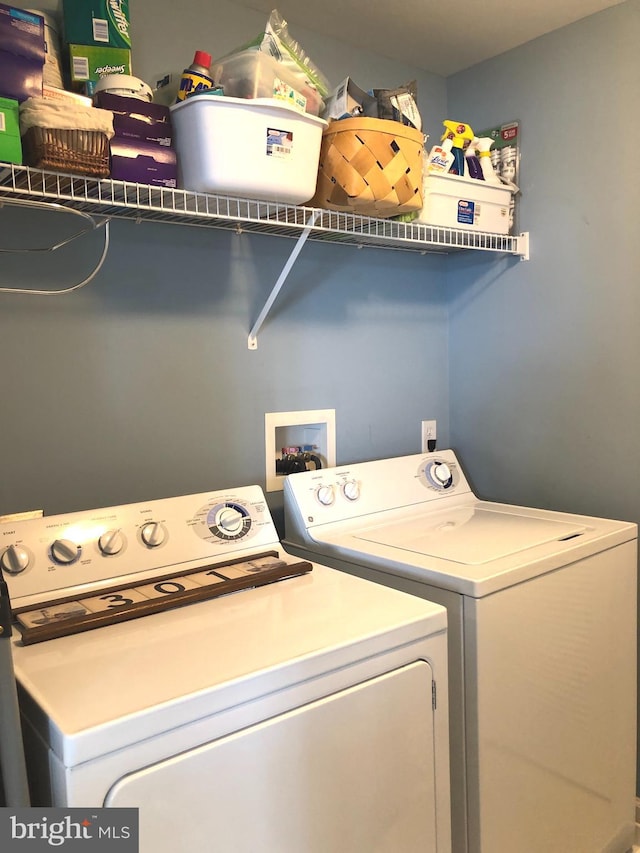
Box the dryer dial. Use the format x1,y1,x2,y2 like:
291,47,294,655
0,544,30,574
98,529,125,556
50,538,81,564
140,522,166,548
218,506,244,535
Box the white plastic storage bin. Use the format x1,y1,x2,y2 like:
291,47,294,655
170,95,327,204
415,172,512,233
211,50,325,116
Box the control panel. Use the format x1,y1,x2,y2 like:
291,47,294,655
283,450,473,532
0,486,278,609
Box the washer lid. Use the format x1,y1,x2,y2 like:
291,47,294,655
355,506,588,565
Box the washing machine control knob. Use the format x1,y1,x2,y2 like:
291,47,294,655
0,544,30,574
342,480,360,502
316,485,335,506
98,529,124,556
140,522,165,548
432,462,453,487
50,538,81,564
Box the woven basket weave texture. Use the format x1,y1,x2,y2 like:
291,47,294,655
313,117,424,218
22,126,110,178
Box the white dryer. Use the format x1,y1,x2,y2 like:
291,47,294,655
1,485,451,852
283,450,638,853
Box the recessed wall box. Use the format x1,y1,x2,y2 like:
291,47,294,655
265,409,336,492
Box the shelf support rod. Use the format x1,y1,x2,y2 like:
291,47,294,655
248,209,318,350
518,232,530,261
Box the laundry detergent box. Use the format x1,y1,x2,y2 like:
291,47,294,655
62,0,131,49
94,91,172,145
0,4,44,102
68,44,131,90
0,96,22,163
415,171,511,234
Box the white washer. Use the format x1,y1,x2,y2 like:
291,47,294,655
283,450,638,853
1,485,451,852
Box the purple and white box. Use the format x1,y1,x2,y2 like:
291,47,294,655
0,4,44,102
109,138,177,187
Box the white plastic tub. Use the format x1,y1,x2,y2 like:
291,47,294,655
415,171,512,233
170,95,327,204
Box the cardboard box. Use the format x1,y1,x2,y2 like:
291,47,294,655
62,0,131,49
0,4,44,102
0,4,44,61
94,92,172,146
323,77,377,121
109,138,177,187
68,43,131,91
42,84,92,107
0,95,21,163
415,172,512,234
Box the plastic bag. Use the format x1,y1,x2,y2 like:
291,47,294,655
371,81,421,131
224,9,330,98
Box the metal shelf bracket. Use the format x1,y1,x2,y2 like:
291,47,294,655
248,210,319,350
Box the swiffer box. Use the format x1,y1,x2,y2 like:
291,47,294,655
0,96,21,163
0,4,44,102
68,44,131,90
109,139,177,187
94,92,172,146
62,0,131,49
415,172,512,234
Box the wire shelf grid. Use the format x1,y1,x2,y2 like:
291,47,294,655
0,163,526,257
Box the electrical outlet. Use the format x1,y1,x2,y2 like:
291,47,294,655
421,419,437,453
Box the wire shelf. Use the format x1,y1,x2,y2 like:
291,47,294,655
0,163,528,258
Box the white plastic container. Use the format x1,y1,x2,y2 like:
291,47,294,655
94,74,153,102
415,171,511,233
211,50,324,116
170,95,327,204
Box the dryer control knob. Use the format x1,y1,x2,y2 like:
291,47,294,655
342,480,360,502
98,529,124,556
433,462,453,487
51,538,81,564
316,485,335,506
140,522,166,548
0,544,30,574
218,507,244,534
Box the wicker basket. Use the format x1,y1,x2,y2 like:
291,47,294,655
21,125,110,178
312,117,424,218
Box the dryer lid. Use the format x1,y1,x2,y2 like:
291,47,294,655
354,505,588,565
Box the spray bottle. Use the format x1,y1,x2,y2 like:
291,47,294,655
442,121,474,176
175,50,214,102
474,137,502,184
465,140,484,180
425,136,455,173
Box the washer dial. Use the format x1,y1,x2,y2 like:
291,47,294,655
425,460,454,490
342,480,360,502
315,485,335,506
